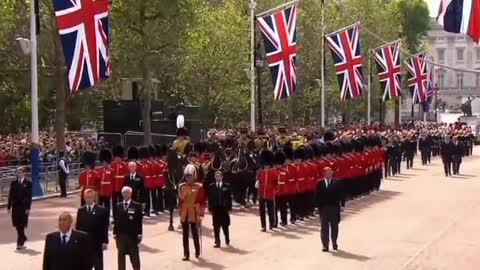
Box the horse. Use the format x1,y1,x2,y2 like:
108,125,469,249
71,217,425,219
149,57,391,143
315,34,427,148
229,146,258,207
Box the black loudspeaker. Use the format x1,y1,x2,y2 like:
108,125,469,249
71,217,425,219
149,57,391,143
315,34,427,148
103,100,142,133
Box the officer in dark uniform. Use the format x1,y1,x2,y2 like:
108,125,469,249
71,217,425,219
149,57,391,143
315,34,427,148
76,189,109,270
207,170,232,248
403,134,416,169
440,135,453,177
8,166,32,250
452,136,463,175
114,186,143,270
124,160,145,204
418,134,431,166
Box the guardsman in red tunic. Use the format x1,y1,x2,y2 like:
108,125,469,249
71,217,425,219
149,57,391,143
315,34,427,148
96,149,114,214
78,151,100,206
274,150,289,226
293,147,307,220
156,145,169,212
256,149,277,231
138,146,154,217
284,145,298,224
304,146,317,218
111,145,128,218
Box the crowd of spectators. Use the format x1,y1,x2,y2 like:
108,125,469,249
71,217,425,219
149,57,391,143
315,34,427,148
0,131,108,167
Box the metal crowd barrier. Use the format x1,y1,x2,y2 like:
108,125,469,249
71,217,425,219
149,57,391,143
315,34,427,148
97,132,124,147
0,162,83,203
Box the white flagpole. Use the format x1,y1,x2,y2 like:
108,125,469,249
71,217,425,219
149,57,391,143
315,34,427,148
399,96,402,124
367,57,371,125
250,0,256,132
320,0,325,127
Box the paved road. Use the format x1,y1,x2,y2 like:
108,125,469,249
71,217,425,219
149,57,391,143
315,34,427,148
1,150,480,270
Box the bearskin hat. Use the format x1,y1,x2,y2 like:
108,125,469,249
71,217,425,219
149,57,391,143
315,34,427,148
154,144,165,157
293,147,305,160
112,145,124,158
317,142,326,157
353,139,364,152
260,149,274,166
274,150,286,165
127,146,139,160
194,142,204,154
99,149,112,164
177,127,188,137
283,144,294,160
310,143,320,158
138,146,151,159
303,145,313,160
82,151,96,168
323,130,335,142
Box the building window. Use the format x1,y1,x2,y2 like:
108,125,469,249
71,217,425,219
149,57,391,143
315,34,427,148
457,48,465,63
437,48,445,62
438,73,445,88
457,73,464,89
477,47,480,63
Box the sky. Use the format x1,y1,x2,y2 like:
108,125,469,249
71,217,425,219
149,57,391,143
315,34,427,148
427,0,439,17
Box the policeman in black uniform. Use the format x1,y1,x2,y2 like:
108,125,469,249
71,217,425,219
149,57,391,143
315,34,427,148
440,135,453,177
58,151,69,197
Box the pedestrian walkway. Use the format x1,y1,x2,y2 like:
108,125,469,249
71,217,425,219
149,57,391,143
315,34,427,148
0,149,479,270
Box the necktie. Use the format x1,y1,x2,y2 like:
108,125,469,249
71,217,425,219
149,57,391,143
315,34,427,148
124,202,128,211
62,234,67,245
87,206,91,213
131,174,134,180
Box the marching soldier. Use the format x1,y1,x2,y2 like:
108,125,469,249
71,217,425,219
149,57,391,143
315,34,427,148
152,145,168,213
96,149,114,214
138,146,154,217
452,136,463,175
403,134,416,170
179,164,206,261
274,150,289,226
78,151,100,206
440,135,453,177
114,186,143,270
207,170,232,248
76,189,109,270
419,133,431,166
8,166,32,250
111,146,129,219
256,149,277,231
294,147,307,220
283,145,298,224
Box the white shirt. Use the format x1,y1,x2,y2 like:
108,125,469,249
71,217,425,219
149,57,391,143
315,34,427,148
325,178,331,188
86,203,95,213
18,177,25,184
216,182,223,189
129,173,136,180
123,199,132,210
60,229,72,244
59,159,70,174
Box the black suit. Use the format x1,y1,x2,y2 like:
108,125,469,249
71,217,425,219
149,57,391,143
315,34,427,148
316,179,344,249
7,178,32,247
207,182,232,245
451,142,463,174
114,200,143,270
123,173,145,208
43,230,91,270
440,141,453,176
76,204,110,270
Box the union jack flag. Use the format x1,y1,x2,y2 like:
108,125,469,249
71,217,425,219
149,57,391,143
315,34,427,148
325,24,365,101
257,5,298,100
53,0,110,93
406,53,428,104
374,41,402,101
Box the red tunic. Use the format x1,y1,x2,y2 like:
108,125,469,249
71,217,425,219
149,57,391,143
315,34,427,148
305,161,318,191
157,159,167,188
296,163,308,193
258,168,278,200
95,166,114,197
276,167,289,197
111,160,128,192
138,160,155,189
78,170,100,193
285,163,297,195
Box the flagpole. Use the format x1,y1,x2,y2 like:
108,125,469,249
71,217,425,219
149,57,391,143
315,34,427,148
256,0,298,18
373,39,402,51
250,0,256,132
399,96,402,124
31,0,42,196
320,0,325,128
325,22,360,37
367,56,371,125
